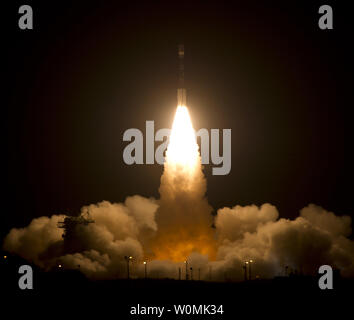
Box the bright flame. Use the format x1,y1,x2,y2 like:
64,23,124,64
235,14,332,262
150,105,216,262
166,106,199,170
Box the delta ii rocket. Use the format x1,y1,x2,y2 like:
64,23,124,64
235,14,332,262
177,44,186,107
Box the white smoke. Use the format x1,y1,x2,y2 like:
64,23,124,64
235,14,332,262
2,108,354,279
3,200,354,279
213,204,354,279
3,215,65,266
3,196,155,279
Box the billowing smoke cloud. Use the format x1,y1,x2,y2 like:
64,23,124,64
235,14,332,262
215,203,279,241
3,199,354,279
150,154,216,262
3,196,156,279
149,106,216,262
3,107,354,280
3,215,65,266
213,203,354,279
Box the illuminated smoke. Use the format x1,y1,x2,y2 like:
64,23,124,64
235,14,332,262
2,107,354,279
150,106,216,262
211,204,354,279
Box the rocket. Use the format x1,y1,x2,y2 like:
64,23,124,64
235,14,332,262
177,44,186,106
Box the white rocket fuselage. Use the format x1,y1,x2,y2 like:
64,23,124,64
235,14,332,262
177,44,186,106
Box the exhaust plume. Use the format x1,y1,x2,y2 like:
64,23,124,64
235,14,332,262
150,106,216,262
3,107,354,279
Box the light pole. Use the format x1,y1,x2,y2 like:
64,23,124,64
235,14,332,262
249,260,253,280
143,261,147,279
190,267,193,280
124,256,132,279
184,261,189,280
243,261,249,281
198,268,201,281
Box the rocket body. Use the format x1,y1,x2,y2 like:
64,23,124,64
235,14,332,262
177,44,186,106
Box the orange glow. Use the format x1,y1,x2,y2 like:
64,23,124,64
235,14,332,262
151,236,216,262
150,106,216,262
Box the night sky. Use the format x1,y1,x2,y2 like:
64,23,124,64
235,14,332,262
4,0,353,240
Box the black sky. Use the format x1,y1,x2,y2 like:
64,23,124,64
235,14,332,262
3,0,354,239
